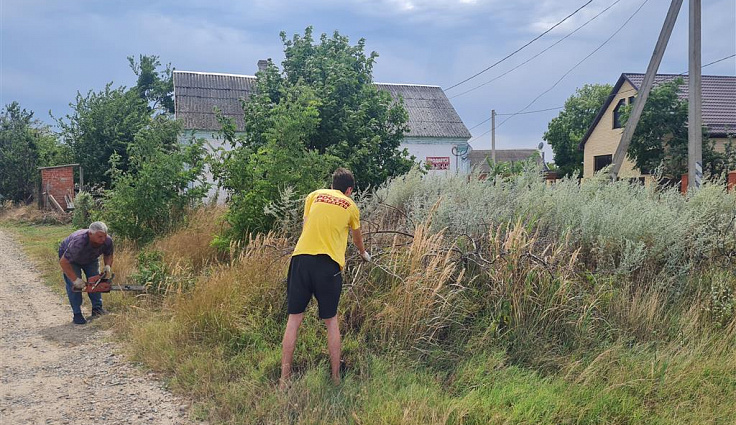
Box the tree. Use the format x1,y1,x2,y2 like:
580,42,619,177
543,84,612,178
0,102,70,203
101,117,209,244
624,78,724,179
128,54,175,114
217,27,413,238
58,84,149,187
58,55,173,187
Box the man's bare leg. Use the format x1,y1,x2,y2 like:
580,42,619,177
280,313,304,390
324,316,341,385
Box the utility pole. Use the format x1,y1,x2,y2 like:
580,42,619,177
491,109,496,164
611,0,683,179
688,0,703,191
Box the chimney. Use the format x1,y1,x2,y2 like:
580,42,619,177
257,59,269,72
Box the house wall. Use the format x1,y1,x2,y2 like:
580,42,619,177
583,80,640,179
401,137,471,175
184,131,230,203
186,131,473,203
584,81,734,179
712,137,730,154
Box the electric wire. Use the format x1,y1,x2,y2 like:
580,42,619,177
495,0,651,130
445,1,594,91
450,0,624,100
465,52,736,143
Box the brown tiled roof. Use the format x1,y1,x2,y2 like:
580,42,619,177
173,71,471,139
579,73,736,150
624,73,736,136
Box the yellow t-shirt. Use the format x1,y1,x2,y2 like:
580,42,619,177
292,189,361,269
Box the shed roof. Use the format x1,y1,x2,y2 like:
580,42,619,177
579,73,736,150
469,149,541,172
173,71,471,139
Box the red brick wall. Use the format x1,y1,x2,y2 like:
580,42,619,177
729,171,736,192
41,166,74,209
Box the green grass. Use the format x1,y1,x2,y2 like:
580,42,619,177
5,218,734,425
0,222,74,293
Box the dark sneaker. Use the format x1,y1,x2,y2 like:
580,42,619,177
73,313,87,325
90,307,108,319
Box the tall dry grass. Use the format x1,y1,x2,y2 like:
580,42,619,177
152,205,228,272
99,170,734,424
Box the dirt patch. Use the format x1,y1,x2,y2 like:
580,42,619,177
0,229,197,425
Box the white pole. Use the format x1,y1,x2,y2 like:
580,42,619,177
491,109,496,164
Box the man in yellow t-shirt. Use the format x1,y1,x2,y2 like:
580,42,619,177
280,168,370,388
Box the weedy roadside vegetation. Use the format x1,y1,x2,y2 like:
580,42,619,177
5,167,734,424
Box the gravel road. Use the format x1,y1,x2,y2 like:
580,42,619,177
0,229,196,425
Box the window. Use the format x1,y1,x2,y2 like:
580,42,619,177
594,154,613,172
613,99,626,129
628,96,635,105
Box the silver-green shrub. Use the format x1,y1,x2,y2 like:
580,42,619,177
362,166,736,279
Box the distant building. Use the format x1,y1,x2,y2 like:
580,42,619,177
468,149,542,176
578,73,736,179
173,67,472,199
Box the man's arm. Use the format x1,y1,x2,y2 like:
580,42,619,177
60,256,79,282
351,228,369,260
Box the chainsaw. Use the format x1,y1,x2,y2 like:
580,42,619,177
72,273,146,293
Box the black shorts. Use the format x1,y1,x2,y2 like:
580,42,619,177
287,254,342,319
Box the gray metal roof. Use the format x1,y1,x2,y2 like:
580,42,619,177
174,71,471,139
469,149,541,172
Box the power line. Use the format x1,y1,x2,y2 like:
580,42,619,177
496,0,651,129
466,106,564,131
465,52,735,144
445,1,593,91
698,54,735,69
450,0,624,100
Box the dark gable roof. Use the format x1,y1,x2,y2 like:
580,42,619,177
373,83,472,139
173,71,257,132
578,73,736,150
173,71,471,139
468,149,541,172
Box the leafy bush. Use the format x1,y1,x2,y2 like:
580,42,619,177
214,28,413,242
101,118,209,244
130,250,172,294
71,191,96,228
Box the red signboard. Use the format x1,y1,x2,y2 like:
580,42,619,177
426,156,450,170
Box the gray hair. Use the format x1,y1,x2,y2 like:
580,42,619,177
88,221,108,234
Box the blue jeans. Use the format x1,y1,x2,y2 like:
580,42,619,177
62,261,102,315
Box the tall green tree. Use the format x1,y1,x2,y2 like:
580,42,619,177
128,54,175,114
58,55,173,187
218,27,413,238
102,117,209,244
624,78,725,179
58,84,149,187
0,102,70,203
544,84,612,178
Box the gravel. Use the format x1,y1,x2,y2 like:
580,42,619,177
0,230,199,425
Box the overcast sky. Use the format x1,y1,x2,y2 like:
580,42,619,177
2,0,734,161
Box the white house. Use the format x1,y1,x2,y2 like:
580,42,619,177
173,68,472,198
